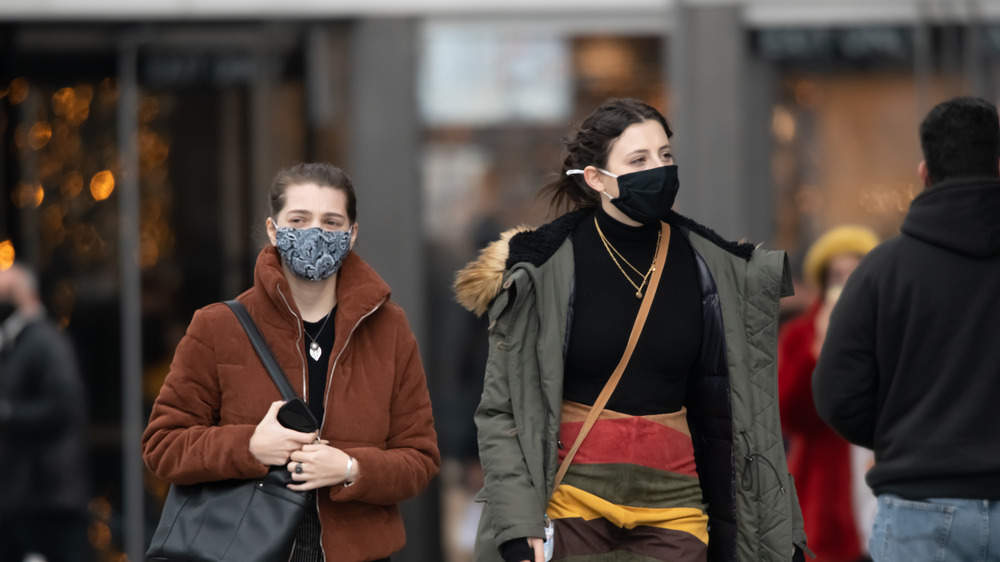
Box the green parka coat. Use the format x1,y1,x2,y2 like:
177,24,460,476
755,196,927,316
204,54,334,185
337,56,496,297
454,209,808,562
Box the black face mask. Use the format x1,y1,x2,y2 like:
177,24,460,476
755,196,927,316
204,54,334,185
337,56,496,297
0,302,16,324
608,165,680,225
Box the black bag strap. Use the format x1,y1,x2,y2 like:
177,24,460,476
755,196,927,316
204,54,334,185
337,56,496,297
224,299,298,401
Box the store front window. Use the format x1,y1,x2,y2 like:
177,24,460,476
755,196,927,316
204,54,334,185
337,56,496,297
760,24,984,310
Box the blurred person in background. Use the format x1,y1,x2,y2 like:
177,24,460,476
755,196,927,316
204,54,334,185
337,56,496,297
814,96,1000,561
0,262,92,562
142,163,439,562
455,98,807,562
778,225,879,562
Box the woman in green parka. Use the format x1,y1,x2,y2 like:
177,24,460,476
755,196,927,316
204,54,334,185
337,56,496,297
454,98,809,562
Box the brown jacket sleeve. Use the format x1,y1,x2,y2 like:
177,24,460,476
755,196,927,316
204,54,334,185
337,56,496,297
141,307,269,485
330,306,440,505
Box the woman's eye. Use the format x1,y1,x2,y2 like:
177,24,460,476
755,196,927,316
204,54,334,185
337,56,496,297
632,157,645,165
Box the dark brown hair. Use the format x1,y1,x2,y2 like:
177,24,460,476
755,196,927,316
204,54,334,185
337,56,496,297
540,98,673,214
268,162,357,222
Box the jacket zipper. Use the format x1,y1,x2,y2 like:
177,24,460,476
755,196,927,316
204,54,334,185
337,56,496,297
321,296,386,415
277,283,388,560
315,297,384,562
275,285,308,400
275,284,319,562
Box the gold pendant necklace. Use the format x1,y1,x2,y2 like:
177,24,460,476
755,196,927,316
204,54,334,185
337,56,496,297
594,217,661,299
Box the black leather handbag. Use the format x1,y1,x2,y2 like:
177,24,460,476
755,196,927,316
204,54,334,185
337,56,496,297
146,300,319,562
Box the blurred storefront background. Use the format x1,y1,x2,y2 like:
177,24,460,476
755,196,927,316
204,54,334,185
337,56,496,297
2,1,1000,560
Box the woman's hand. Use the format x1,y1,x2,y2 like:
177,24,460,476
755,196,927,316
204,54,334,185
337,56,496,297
287,443,358,491
524,537,545,562
249,401,318,466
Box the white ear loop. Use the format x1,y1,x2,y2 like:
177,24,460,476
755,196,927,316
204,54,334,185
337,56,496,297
565,168,619,179
565,169,617,199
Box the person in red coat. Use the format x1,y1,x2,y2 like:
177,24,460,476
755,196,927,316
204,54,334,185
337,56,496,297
779,225,878,562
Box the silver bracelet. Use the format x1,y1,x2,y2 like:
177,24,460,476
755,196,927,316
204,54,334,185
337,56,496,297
343,456,355,487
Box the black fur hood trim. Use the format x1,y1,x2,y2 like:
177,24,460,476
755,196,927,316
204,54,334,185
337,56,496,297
506,209,591,269
506,208,755,269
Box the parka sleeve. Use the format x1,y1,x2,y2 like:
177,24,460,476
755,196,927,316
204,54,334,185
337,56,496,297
812,263,880,449
330,308,440,505
473,282,548,548
141,307,269,484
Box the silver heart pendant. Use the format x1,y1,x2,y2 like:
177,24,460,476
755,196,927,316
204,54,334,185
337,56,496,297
309,346,322,361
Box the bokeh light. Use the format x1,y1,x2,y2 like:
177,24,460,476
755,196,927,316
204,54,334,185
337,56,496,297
66,84,93,126
88,520,112,550
772,106,796,144
11,181,44,209
29,121,52,150
90,170,115,201
8,78,29,105
0,240,15,270
52,87,76,116
61,171,85,198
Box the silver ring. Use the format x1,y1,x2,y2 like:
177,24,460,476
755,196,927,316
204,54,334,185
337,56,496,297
295,462,303,475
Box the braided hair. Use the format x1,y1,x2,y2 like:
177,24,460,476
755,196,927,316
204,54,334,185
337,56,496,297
540,98,672,215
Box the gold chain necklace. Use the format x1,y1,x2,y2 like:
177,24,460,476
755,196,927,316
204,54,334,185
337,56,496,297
594,217,661,299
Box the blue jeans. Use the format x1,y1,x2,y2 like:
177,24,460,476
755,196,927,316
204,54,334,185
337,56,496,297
870,494,1000,562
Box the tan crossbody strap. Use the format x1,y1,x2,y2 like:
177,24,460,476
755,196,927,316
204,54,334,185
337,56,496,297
553,221,671,490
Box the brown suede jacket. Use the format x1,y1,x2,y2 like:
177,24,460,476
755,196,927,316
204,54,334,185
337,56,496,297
142,246,440,561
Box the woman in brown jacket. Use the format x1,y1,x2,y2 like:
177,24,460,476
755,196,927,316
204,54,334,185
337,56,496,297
142,162,440,562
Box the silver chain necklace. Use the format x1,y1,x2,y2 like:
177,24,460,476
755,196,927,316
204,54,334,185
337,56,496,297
304,310,333,362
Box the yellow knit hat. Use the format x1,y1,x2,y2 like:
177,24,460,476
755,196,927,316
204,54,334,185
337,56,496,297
803,225,880,287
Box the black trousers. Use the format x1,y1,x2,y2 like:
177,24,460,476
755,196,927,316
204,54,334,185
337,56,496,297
0,508,93,562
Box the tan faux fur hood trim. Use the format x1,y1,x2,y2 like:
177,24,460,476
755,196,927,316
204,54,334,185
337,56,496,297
453,226,531,317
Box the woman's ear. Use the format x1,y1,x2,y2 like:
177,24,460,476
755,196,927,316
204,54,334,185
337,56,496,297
582,166,608,196
266,217,278,246
349,223,359,249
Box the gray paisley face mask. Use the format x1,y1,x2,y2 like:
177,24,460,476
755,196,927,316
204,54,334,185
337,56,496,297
274,226,353,282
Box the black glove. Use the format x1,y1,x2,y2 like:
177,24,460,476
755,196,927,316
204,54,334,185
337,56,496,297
499,537,534,562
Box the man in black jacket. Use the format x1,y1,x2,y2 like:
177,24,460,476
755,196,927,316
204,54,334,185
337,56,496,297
0,263,92,562
813,96,1000,561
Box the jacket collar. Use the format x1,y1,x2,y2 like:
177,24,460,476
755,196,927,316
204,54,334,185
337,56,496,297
507,208,755,269
253,245,391,336
454,207,755,316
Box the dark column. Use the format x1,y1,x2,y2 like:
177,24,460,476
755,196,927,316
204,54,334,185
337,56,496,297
349,18,441,562
117,30,145,562
670,2,775,244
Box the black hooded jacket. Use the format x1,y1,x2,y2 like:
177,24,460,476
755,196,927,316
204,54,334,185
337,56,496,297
0,315,89,514
814,177,1000,500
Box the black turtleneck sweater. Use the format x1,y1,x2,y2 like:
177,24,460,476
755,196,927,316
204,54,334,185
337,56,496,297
563,207,702,415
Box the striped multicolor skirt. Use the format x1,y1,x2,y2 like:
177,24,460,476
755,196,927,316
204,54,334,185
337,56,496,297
546,401,709,561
